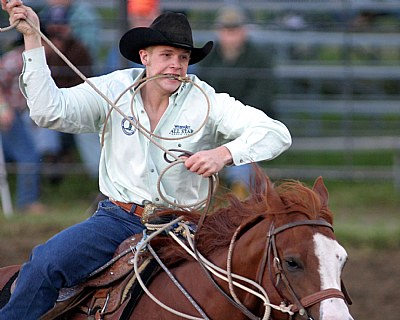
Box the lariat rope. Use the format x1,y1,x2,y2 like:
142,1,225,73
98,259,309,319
3,16,283,319
0,20,17,32
1,17,218,210
134,219,296,319
146,244,210,319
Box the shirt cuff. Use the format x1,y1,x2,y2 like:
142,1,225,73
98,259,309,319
223,140,250,166
22,47,47,72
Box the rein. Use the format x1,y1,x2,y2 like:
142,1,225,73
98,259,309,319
134,217,351,320
135,217,294,320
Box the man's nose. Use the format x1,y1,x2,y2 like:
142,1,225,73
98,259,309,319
169,56,183,68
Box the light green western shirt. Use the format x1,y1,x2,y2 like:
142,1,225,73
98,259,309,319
20,47,291,207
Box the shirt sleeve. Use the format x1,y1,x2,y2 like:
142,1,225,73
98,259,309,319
212,92,292,166
20,47,107,134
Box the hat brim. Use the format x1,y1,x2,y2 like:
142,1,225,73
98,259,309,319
119,27,213,65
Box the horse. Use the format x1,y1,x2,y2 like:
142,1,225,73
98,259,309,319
0,171,353,319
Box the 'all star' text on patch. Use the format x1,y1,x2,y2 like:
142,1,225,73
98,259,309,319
169,124,194,136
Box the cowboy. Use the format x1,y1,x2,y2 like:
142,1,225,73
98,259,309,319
0,1,291,318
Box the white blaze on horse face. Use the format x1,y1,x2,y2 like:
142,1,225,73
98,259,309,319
314,233,354,320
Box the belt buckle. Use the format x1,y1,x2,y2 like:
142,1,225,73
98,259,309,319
141,203,157,224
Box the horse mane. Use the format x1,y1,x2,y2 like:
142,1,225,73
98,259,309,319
154,167,333,265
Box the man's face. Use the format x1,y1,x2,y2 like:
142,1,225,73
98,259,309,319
139,45,191,93
218,25,247,51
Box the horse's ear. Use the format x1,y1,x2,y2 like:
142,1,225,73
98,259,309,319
265,176,285,208
312,176,329,205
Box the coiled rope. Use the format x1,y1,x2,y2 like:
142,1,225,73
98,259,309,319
3,15,275,319
1,16,218,210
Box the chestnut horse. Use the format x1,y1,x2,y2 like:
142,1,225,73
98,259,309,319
0,173,353,319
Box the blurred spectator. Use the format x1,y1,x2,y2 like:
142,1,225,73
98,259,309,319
40,0,102,72
104,0,161,73
25,4,100,184
198,4,276,199
128,0,161,29
0,39,45,214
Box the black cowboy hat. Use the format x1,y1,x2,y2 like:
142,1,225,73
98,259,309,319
119,11,213,65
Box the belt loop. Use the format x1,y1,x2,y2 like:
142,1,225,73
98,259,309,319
129,204,137,215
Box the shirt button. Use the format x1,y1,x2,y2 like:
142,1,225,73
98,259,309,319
150,169,154,173
240,159,244,163
155,197,159,202
28,58,32,62
141,110,145,114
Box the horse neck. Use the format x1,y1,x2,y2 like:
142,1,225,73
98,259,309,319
232,213,315,319
220,215,275,315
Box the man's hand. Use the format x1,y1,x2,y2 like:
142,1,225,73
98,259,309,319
1,0,41,49
184,146,233,177
0,0,7,11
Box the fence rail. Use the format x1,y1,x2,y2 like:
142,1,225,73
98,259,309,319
268,136,400,190
1,1,400,214
3,136,398,189
274,99,400,115
2,135,399,217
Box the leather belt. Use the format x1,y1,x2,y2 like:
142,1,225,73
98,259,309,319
110,199,144,217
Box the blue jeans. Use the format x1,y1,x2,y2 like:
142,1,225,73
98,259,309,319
222,163,255,187
22,112,61,157
0,200,146,319
74,133,101,180
1,112,41,208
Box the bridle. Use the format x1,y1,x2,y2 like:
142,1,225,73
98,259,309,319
133,213,352,319
258,219,352,319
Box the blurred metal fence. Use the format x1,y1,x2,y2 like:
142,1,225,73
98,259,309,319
72,0,400,138
2,0,400,137
1,0,400,188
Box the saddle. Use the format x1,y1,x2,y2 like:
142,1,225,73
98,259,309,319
40,235,160,320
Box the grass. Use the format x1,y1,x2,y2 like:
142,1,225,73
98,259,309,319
1,171,399,250
266,155,400,249
0,174,97,235
323,179,400,249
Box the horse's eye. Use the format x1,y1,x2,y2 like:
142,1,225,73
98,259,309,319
285,258,302,271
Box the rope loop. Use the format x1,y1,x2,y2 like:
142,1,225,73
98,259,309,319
0,21,18,32
102,73,217,210
2,16,218,212
163,149,193,163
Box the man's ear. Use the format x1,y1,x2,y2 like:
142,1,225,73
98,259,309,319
139,49,148,65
